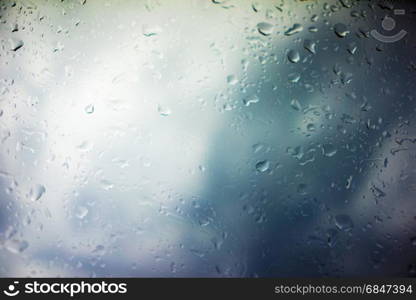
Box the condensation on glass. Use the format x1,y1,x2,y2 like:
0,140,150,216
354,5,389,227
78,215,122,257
0,0,415,277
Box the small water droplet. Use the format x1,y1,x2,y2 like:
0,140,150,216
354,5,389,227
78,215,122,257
84,104,94,114
288,73,301,83
309,26,318,33
252,143,264,153
243,96,259,106
11,23,18,32
304,39,316,54
251,1,262,12
77,140,93,152
287,49,300,63
326,228,338,248
226,74,238,85
100,179,114,191
29,184,46,201
347,42,357,55
75,206,89,219
92,245,106,255
9,38,23,51
256,160,270,173
335,214,354,231
290,99,302,111
307,123,316,132
411,237,416,246
334,23,349,38
158,105,171,116
285,23,303,36
346,175,353,189
322,143,337,157
257,22,273,36
142,24,162,37
371,184,386,199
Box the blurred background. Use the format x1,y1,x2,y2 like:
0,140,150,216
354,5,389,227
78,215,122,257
0,0,415,277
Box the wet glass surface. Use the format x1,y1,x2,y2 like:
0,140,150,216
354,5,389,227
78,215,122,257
0,0,416,277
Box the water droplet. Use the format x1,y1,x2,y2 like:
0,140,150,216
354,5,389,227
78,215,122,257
100,179,114,191
410,237,416,246
322,143,337,157
334,214,354,231
340,0,352,8
341,113,356,124
303,39,316,54
290,99,302,111
5,239,29,254
11,23,18,32
326,228,338,248
226,74,238,85
251,2,262,12
287,49,300,63
142,24,162,37
9,38,23,51
77,140,93,152
257,22,273,36
347,42,357,55
306,123,316,132
84,104,94,114
334,23,349,38
252,143,264,153
285,23,303,36
92,245,106,256
288,73,301,83
243,96,259,106
346,175,353,189
256,160,270,173
75,206,89,219
158,105,171,116
371,184,386,198
309,26,318,33
190,249,205,258
29,184,46,201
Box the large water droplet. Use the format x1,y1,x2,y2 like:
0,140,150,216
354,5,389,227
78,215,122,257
256,160,270,173
285,23,303,36
287,49,300,63
257,22,273,36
